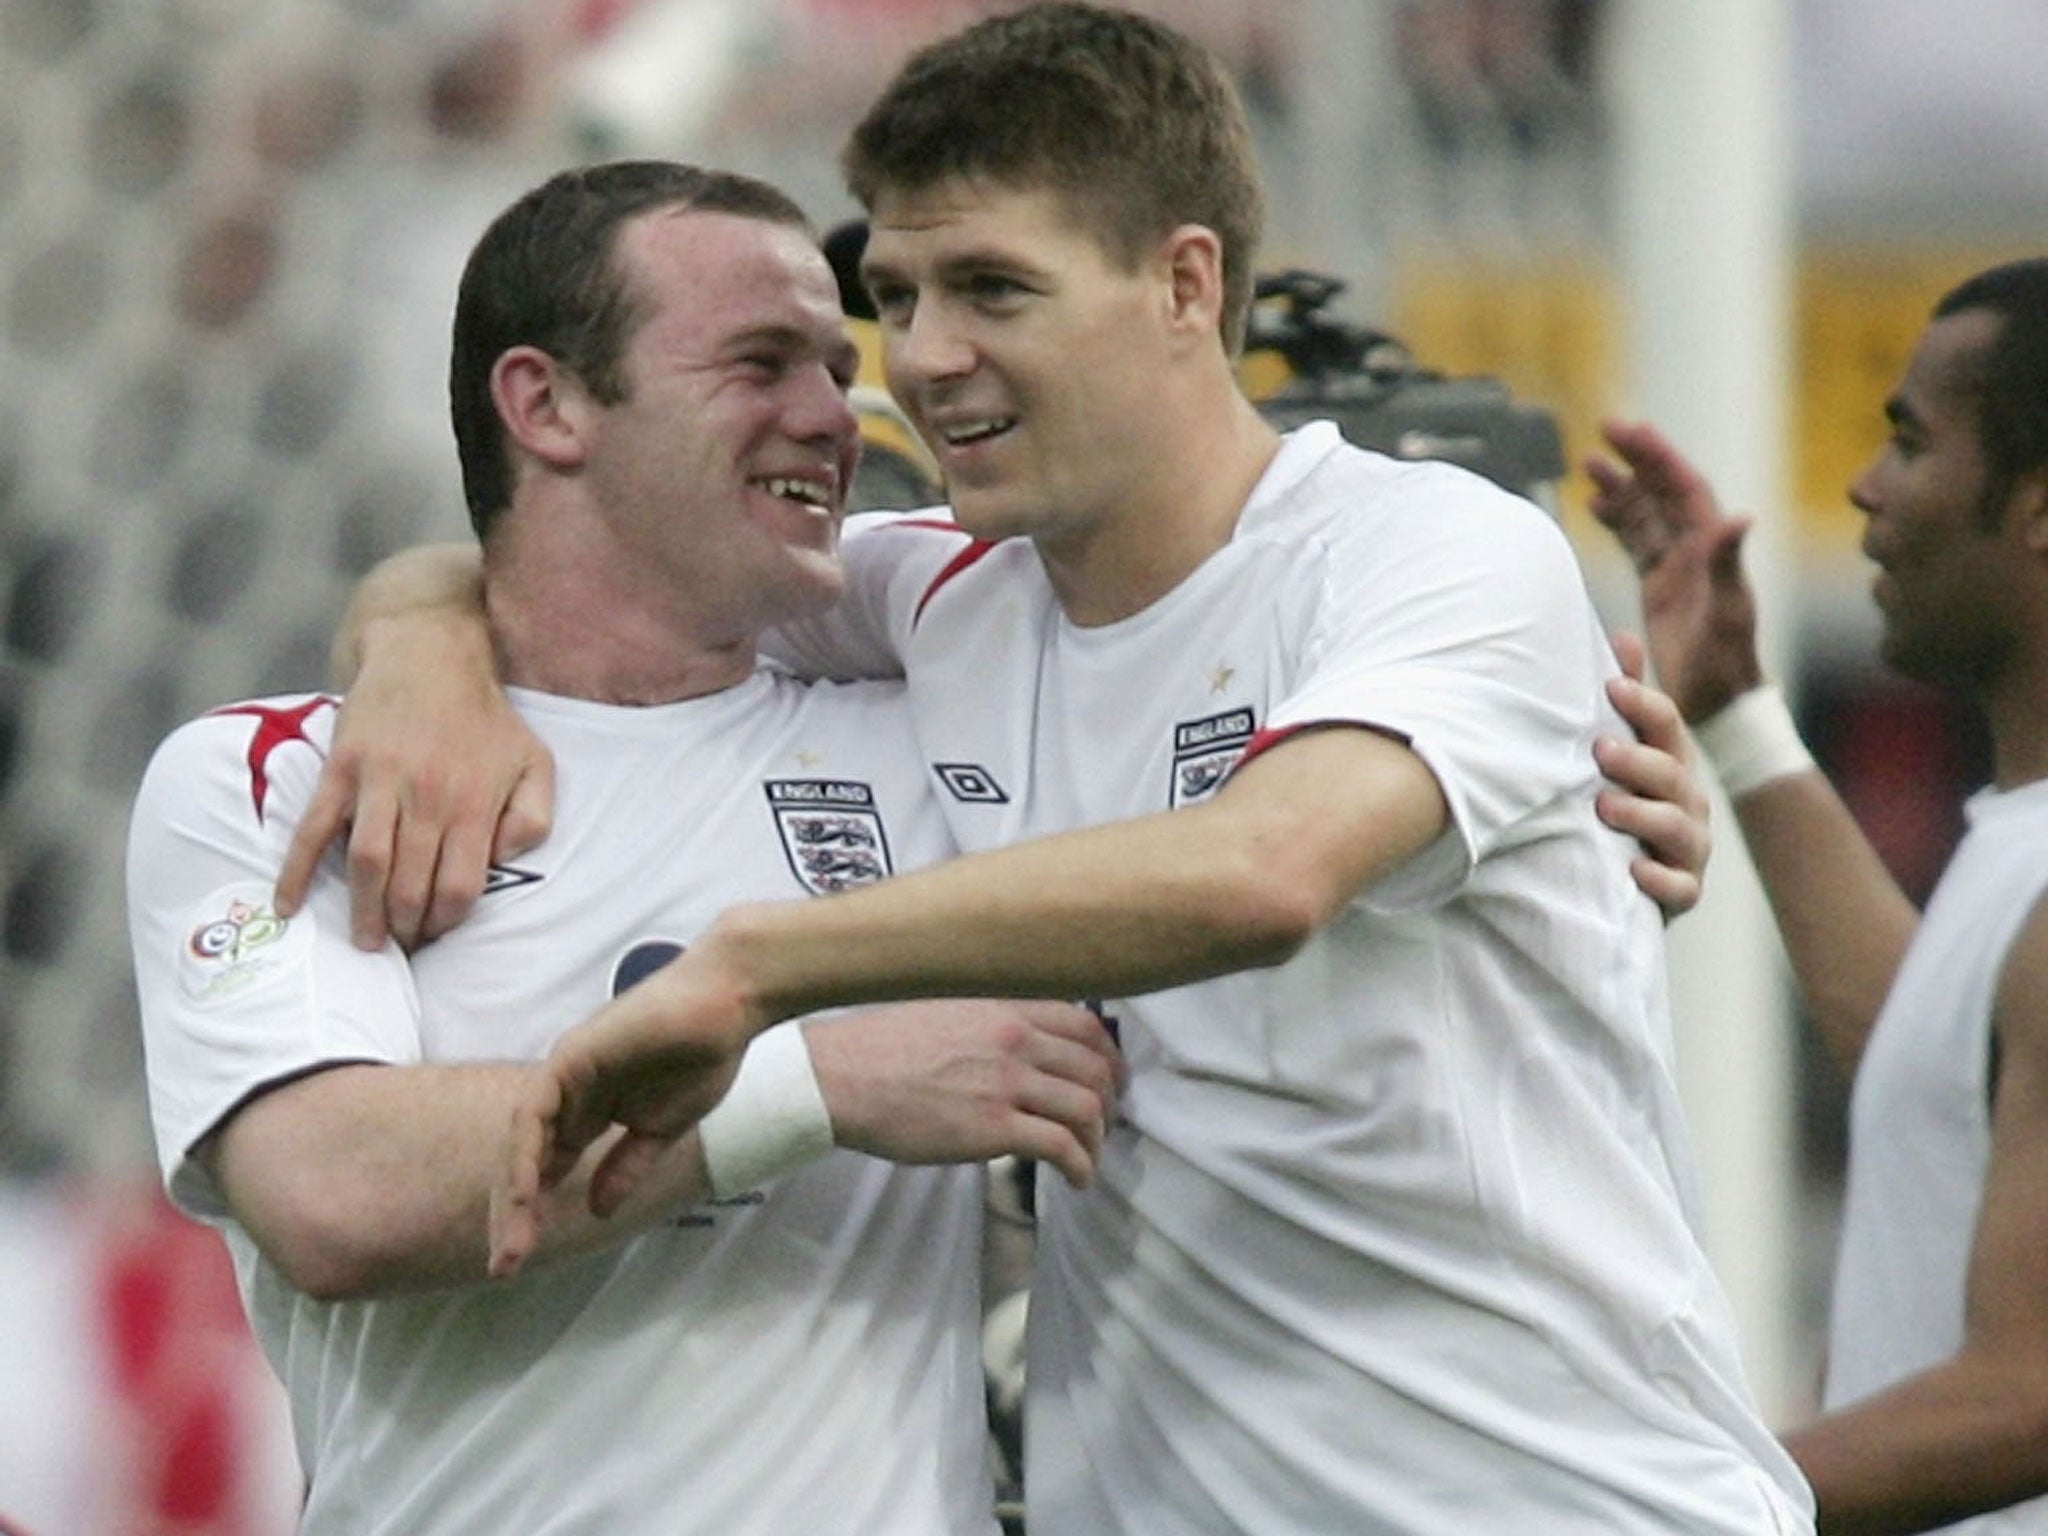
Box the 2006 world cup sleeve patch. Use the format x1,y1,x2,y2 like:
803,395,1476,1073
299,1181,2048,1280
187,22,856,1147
176,880,314,1005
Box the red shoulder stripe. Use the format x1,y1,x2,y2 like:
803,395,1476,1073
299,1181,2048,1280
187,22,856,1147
910,534,999,627
1237,723,1307,769
206,696,337,821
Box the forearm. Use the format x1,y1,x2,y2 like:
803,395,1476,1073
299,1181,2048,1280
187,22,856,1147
1787,1354,2048,1535
702,731,1445,1028
707,809,1313,1030
502,728,1445,1248
332,541,488,686
1686,684,1918,1071
1726,771,1917,1073
213,1060,706,1298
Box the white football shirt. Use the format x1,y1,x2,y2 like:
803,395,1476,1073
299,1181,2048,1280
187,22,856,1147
127,672,996,1536
772,422,1815,1534
1826,778,2048,1534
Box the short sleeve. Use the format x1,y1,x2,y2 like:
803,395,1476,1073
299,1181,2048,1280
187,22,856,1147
124,698,424,1220
1265,465,1616,910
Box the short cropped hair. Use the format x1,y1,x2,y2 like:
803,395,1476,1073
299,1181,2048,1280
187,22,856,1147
451,160,814,537
840,1,1266,354
1933,257,2048,526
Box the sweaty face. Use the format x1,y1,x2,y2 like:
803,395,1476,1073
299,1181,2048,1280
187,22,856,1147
1851,308,2016,688
585,209,861,632
859,181,1178,550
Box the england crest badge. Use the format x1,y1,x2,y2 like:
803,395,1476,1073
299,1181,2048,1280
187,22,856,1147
766,779,894,894
1170,706,1256,808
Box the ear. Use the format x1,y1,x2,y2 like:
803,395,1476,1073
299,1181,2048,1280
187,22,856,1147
491,345,593,473
1157,223,1227,348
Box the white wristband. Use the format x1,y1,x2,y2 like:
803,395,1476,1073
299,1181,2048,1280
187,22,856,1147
1690,684,1816,799
696,1022,836,1198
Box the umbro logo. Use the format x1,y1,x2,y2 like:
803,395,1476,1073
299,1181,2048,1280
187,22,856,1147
934,763,1010,804
483,863,543,896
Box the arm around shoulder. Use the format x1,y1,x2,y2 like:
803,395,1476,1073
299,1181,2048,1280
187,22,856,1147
329,541,487,685
276,540,554,951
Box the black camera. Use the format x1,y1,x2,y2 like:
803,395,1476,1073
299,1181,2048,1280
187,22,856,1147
1244,270,1566,508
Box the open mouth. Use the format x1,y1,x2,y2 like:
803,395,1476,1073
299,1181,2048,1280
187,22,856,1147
934,416,1017,450
755,475,833,509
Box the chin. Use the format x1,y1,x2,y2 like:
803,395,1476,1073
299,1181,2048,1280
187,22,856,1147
946,491,1042,544
751,545,840,616
795,554,849,606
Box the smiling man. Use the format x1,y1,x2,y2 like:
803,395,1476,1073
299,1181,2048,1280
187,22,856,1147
1591,257,2048,1535
123,161,1120,1536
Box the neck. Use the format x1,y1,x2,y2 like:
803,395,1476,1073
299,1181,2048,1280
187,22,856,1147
483,499,761,707
488,582,759,706
1042,391,1281,627
1984,663,2048,792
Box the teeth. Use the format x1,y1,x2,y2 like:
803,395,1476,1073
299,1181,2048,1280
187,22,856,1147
763,477,829,506
941,418,1012,446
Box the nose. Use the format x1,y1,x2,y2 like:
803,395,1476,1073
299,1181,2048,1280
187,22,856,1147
790,362,860,449
886,299,974,394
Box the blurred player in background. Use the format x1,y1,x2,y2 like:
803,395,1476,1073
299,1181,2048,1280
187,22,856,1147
1592,256,2048,1535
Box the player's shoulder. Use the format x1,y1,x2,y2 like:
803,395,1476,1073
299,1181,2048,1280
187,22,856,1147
1308,432,1549,525
1951,783,2048,896
154,691,340,754
137,692,339,804
1262,430,1570,569
846,504,958,531
845,506,1043,620
843,506,971,553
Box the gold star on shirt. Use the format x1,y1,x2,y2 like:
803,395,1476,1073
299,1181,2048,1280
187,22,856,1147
1210,664,1236,694
795,749,823,769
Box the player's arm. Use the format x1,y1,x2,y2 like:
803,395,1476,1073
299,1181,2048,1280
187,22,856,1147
1589,417,1916,1071
210,993,1120,1299
283,522,934,950
132,710,701,1297
491,724,1445,1264
274,540,551,952
1717,765,1915,1072
1782,893,2048,1533
200,1059,710,1299
709,724,1444,1011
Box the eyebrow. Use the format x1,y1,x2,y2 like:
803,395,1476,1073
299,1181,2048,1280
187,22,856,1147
725,322,816,352
863,245,1042,288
